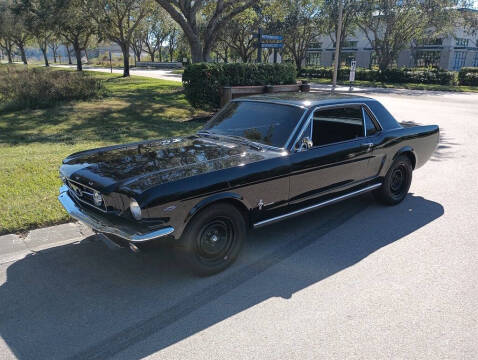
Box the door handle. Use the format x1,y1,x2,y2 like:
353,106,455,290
361,143,374,151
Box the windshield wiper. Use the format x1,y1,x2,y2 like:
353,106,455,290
221,135,263,151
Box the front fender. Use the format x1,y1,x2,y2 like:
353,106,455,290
185,192,251,224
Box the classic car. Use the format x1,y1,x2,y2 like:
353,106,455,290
58,93,439,275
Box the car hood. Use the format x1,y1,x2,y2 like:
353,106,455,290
60,136,273,193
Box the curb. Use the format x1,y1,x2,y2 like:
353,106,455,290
0,222,94,264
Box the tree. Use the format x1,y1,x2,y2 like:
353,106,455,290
48,38,60,63
142,6,175,62
167,27,179,62
0,1,15,63
131,26,146,61
282,0,323,71
217,8,258,63
0,0,31,64
56,0,96,71
64,42,73,64
89,0,152,76
357,0,458,71
155,0,259,62
14,0,57,67
322,0,363,69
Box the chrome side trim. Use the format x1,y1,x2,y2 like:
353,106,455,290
284,108,310,149
58,186,174,243
253,183,382,228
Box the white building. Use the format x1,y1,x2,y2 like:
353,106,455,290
306,11,478,70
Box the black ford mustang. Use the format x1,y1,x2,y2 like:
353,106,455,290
59,93,439,275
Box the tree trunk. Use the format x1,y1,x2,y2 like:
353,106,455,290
53,49,57,63
121,45,130,77
41,47,49,67
84,50,89,63
151,52,155,62
188,38,203,63
66,45,72,65
17,43,27,64
73,43,83,71
159,45,162,62
6,48,13,63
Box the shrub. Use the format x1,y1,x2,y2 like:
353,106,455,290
183,62,297,109
458,67,478,86
300,66,455,85
0,67,104,110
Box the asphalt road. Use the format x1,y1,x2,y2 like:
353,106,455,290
0,90,477,359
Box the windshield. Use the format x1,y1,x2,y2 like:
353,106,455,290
202,101,305,148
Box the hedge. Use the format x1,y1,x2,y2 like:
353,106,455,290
0,66,104,111
300,66,456,86
183,63,297,109
458,67,478,86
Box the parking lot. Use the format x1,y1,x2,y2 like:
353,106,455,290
0,89,477,359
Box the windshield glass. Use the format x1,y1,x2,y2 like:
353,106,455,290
202,101,305,148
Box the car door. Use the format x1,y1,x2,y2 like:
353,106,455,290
288,104,380,208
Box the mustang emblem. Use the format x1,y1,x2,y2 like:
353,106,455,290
70,184,83,197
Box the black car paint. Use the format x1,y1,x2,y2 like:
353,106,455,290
59,94,439,241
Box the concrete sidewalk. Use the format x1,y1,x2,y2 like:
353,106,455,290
51,64,183,82
0,222,93,264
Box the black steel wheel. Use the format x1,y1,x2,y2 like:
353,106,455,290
374,155,413,205
175,203,246,276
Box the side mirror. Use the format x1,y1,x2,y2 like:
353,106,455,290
298,137,313,152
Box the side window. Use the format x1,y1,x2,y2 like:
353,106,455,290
312,106,364,146
363,107,378,136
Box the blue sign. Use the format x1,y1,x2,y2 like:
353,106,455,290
260,43,284,48
253,34,283,41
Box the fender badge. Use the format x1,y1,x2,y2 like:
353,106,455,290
163,205,176,212
258,199,264,210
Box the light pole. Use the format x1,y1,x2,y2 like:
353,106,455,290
332,0,344,92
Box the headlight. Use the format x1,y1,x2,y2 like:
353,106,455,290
93,191,103,207
129,199,142,220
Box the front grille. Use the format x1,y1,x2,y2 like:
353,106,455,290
66,178,107,212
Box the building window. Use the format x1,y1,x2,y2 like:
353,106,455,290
332,52,356,66
332,40,357,49
414,50,441,68
306,52,321,66
308,42,322,50
473,52,478,67
415,38,443,47
453,51,466,70
455,38,469,47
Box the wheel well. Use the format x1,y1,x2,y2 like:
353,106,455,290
192,199,251,227
402,151,416,169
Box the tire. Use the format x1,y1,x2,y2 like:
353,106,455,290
374,155,413,205
175,203,246,276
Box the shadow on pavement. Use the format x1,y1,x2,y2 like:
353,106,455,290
0,193,443,360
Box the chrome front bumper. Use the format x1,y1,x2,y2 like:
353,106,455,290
58,185,174,243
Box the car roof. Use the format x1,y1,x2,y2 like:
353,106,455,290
235,92,373,109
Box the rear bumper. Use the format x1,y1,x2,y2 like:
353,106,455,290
58,186,174,243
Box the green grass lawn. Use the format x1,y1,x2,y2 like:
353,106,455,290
0,68,209,235
300,77,478,93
